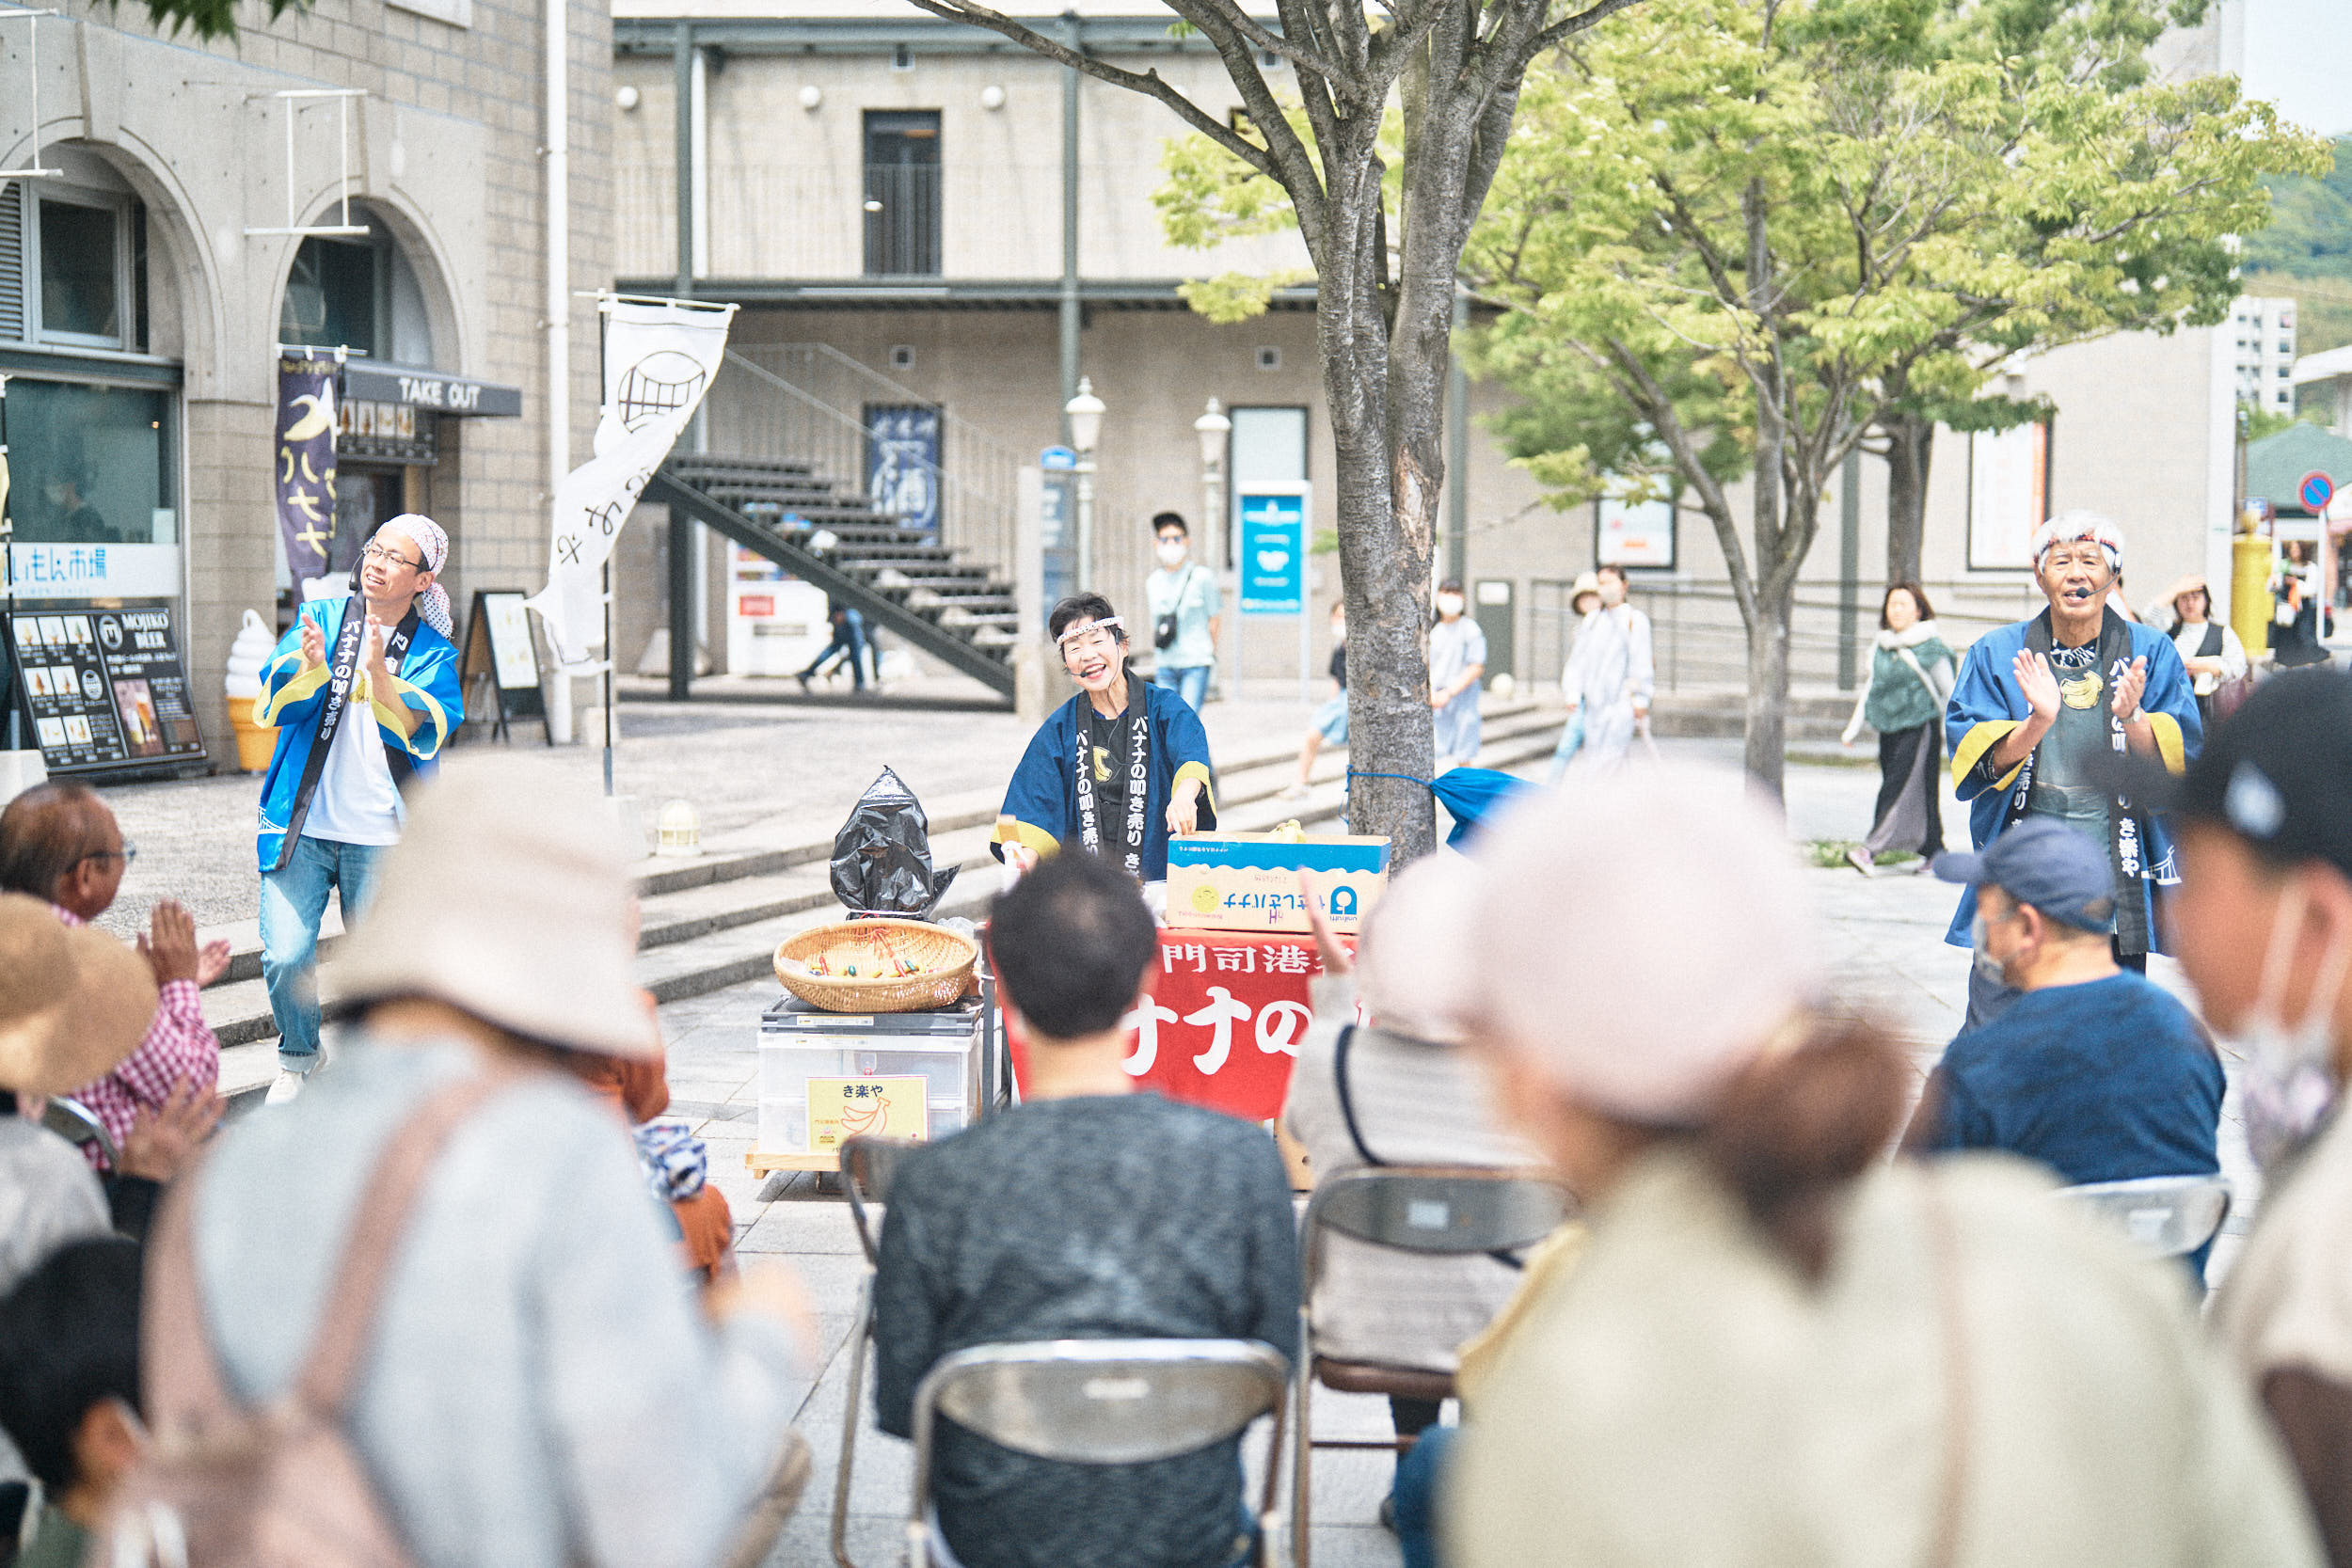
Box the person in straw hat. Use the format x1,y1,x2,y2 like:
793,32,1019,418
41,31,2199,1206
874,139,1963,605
1546,571,1605,786
2157,573,2250,731
160,768,815,1568
1444,762,2321,1568
0,893,158,1519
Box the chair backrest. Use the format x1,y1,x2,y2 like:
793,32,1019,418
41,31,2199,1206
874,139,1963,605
42,1095,119,1169
841,1135,920,1265
2056,1175,2232,1258
1300,1166,1570,1282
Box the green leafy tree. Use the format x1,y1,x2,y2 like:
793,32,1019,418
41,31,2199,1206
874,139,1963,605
1461,0,2323,795
908,0,1648,859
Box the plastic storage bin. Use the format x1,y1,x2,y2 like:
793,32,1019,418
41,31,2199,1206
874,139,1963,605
756,996,985,1160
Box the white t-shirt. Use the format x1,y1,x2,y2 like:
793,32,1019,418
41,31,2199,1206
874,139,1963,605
301,666,405,847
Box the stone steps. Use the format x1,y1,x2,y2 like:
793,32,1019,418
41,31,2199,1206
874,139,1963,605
204,702,1565,1102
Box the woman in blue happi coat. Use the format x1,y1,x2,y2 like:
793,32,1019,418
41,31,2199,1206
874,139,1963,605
992,593,1216,882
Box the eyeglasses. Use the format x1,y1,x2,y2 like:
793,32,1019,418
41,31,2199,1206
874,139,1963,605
362,543,424,570
81,841,137,867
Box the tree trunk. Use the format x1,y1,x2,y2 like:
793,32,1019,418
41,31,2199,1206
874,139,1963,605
1883,409,1932,586
1742,572,1792,800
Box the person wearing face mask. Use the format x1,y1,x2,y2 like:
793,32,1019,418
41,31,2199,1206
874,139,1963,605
1904,819,2223,1280
2120,669,2352,1565
1562,564,1654,777
1944,512,2201,1028
1429,580,1487,771
993,594,1217,883
1145,514,1220,713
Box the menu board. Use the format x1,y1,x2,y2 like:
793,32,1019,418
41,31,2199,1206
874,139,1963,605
5,599,207,775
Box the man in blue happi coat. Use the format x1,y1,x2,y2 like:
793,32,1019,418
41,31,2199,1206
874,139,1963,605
993,593,1216,883
1944,511,2200,1027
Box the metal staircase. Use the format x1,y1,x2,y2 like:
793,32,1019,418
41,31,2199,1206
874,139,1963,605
653,349,1025,701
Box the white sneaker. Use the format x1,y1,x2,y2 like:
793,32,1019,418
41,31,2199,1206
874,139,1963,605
265,1068,310,1106
1279,782,1310,800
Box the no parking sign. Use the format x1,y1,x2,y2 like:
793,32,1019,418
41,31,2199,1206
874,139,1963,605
2299,469,2335,513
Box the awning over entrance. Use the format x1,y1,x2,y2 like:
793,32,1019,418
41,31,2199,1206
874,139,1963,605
337,360,523,418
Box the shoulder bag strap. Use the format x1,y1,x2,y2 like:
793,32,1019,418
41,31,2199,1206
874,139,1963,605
142,1153,244,1437
294,1069,518,1416
1332,1024,1382,1168
1920,1170,1973,1568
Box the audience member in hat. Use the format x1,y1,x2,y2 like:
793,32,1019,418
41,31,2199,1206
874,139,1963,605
161,768,813,1568
0,894,158,1528
2143,670,2352,1564
873,849,1300,1568
1446,763,2321,1568
0,784,226,1177
2160,575,2250,730
0,1238,145,1568
1905,819,2224,1278
1943,511,2201,1027
1282,853,1540,1519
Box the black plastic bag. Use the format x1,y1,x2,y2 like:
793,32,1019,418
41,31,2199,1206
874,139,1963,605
832,767,959,919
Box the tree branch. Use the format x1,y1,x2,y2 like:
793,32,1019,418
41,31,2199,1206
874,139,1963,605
1527,0,1648,59
1159,0,1355,87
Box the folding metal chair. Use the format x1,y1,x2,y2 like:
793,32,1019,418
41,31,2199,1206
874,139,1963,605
1293,1166,1573,1568
41,1094,119,1169
906,1338,1288,1568
2056,1174,2232,1259
833,1136,923,1568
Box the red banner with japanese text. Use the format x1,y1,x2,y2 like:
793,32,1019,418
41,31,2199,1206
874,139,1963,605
1009,928,1355,1122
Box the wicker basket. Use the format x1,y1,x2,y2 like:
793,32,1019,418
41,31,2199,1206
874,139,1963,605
772,918,980,1014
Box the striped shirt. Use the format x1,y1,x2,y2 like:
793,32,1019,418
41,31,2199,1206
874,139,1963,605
52,905,220,1169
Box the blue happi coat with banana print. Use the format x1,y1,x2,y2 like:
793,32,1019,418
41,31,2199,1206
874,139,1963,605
251,595,462,872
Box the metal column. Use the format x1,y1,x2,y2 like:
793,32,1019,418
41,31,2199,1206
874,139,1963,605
670,22,698,700
1837,447,1861,690
1057,13,1081,446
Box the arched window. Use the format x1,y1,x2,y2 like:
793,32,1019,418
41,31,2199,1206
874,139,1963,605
278,204,434,366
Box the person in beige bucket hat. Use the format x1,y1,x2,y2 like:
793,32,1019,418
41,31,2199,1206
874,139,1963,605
0,893,160,1101
156,766,817,1568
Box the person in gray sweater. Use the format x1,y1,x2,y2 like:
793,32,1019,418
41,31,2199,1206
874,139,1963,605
174,770,814,1568
875,850,1300,1568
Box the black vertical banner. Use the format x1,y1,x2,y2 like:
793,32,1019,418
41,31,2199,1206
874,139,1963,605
274,356,340,590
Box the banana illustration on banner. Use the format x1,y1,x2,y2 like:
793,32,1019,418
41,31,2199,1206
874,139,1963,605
273,359,341,590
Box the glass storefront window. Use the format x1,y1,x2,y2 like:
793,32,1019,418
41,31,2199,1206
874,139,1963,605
4,379,176,546
38,198,124,343
281,237,379,357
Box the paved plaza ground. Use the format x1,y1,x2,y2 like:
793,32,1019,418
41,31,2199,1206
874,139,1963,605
73,690,2254,1565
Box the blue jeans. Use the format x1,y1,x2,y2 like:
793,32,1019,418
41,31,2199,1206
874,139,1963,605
261,836,389,1069
1154,663,1210,711
1392,1423,1455,1568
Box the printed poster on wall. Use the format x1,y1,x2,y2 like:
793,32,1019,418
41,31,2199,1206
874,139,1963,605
1597,496,1676,569
866,404,942,535
1967,421,2052,570
1238,486,1309,614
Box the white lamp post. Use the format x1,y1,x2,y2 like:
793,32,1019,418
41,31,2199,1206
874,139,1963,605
1194,396,1232,692
1065,376,1105,588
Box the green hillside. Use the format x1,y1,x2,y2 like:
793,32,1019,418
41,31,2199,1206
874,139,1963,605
2243,135,2352,357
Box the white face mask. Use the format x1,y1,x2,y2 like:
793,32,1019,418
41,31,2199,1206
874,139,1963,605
1157,541,1187,567
1437,594,1465,618
2231,881,2352,1172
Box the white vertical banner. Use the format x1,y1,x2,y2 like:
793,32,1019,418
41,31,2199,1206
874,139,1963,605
529,296,737,665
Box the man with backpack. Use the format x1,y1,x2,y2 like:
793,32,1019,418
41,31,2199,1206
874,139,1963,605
101,768,814,1568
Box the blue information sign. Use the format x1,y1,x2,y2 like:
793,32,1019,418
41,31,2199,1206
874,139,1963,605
1238,489,1307,614
1040,445,1078,471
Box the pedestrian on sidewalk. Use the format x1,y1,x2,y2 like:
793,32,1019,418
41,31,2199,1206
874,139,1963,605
1545,573,1602,787
1907,820,2224,1279
1430,581,1487,771
147,768,815,1568
1146,512,1220,712
0,783,226,1171
1283,599,1348,800
874,849,1299,1568
1944,512,2201,1028
1838,582,1955,876
1561,564,1653,777
797,598,868,693
252,514,465,1104
992,594,1216,883
2162,575,2251,731
2133,669,2352,1565
1447,763,2322,1568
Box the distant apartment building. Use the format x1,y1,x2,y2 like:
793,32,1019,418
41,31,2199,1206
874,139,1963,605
2233,295,2299,412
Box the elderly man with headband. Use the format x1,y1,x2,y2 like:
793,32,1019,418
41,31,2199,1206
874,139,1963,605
991,592,1216,883
251,514,466,1103
1943,510,2200,1027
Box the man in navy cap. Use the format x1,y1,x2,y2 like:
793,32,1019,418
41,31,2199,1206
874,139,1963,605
1906,817,2224,1276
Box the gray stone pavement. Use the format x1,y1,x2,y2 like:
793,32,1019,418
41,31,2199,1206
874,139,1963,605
651,745,2260,1566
